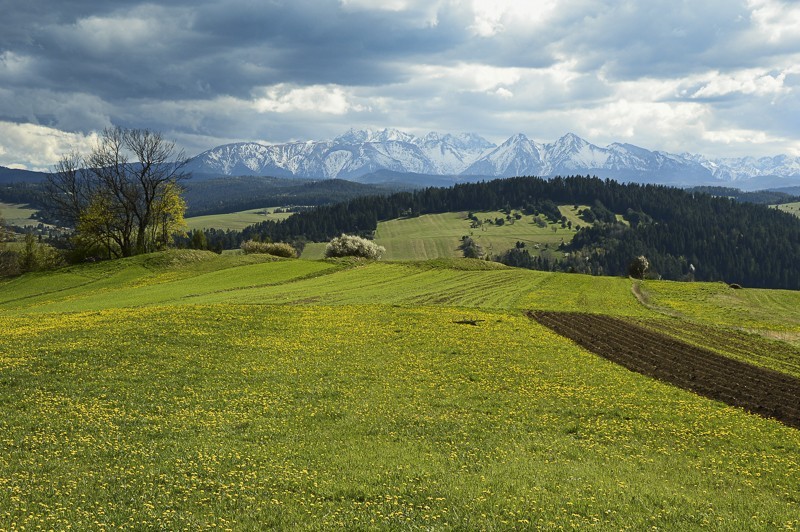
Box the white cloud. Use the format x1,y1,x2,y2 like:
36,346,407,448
469,0,559,36
494,87,513,99
747,0,800,44
690,68,792,99
411,63,523,92
252,84,367,115
702,127,791,147
0,122,99,171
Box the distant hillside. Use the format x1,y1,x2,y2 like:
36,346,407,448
183,176,404,216
771,186,800,196
687,186,800,205
227,175,800,290
0,166,49,184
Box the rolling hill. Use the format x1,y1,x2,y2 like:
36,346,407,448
0,250,798,529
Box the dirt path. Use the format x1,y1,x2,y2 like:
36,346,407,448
528,310,800,430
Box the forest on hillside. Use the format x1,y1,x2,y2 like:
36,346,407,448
200,175,800,289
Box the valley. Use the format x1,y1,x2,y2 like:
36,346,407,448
0,201,40,228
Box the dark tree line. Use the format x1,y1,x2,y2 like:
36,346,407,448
189,174,800,289
0,183,46,207
686,186,800,205
183,177,397,217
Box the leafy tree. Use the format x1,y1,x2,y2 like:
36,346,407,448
46,127,189,258
628,255,650,279
14,233,63,273
460,236,482,258
189,229,208,250
147,183,187,250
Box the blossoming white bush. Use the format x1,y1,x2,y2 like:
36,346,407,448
324,234,385,260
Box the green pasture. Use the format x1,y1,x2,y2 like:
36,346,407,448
638,279,800,336
185,207,294,231
776,201,800,218
372,209,579,261
299,241,328,260
0,202,40,227
1,250,799,529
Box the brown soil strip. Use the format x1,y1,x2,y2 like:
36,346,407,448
527,310,800,430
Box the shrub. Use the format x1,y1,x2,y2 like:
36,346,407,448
324,234,385,260
460,236,482,259
240,240,297,258
628,255,650,279
0,249,21,277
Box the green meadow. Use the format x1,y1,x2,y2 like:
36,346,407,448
1,250,799,529
0,202,40,227
367,208,579,261
185,207,295,231
776,201,800,218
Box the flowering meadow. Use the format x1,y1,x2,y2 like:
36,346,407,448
1,251,799,529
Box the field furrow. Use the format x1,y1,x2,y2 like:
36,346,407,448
528,311,800,429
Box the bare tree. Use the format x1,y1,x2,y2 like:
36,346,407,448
46,127,189,258
45,151,91,227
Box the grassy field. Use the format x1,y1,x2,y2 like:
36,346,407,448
1,250,799,529
185,207,294,231
0,202,40,227
370,209,579,261
776,201,800,218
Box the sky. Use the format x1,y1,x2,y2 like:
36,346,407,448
1,0,800,171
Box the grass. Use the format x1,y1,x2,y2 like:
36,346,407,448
1,250,800,529
373,209,579,261
185,207,294,231
0,202,40,227
638,279,800,338
299,241,328,260
775,201,800,218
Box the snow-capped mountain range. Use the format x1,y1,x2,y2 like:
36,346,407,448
184,129,800,189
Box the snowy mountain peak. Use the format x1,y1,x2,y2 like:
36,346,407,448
505,133,531,144
556,132,586,145
416,131,494,151
184,128,800,188
451,132,496,151
335,128,414,144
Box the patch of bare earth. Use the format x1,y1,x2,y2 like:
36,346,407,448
528,310,800,430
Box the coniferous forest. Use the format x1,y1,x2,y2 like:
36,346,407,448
193,175,800,290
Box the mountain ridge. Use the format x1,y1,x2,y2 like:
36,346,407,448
4,128,800,190
184,129,800,190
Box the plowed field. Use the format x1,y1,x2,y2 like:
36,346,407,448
528,310,800,429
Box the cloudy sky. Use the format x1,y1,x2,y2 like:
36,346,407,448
1,0,799,170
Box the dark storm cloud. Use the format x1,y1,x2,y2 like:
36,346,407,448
2,0,467,102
